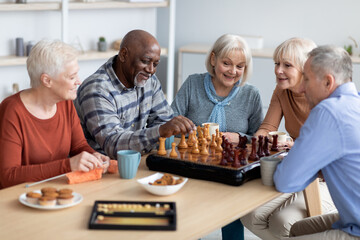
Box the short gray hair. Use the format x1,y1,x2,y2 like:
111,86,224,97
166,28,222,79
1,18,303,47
27,39,79,88
205,34,252,86
273,37,317,72
308,45,352,85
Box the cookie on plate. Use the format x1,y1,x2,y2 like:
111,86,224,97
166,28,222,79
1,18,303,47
26,192,42,204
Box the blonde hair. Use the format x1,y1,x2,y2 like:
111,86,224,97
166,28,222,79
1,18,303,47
273,37,317,72
205,34,252,86
27,39,79,88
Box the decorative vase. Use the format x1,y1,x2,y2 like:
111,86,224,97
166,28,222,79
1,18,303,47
15,38,24,57
97,41,107,52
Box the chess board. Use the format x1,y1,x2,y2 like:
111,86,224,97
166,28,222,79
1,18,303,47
146,144,261,186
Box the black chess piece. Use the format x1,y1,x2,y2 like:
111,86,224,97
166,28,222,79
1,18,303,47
248,137,259,161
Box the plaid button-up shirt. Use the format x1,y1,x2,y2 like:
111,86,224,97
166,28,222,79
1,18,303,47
74,56,173,159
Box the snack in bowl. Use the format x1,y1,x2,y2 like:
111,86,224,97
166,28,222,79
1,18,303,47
137,173,188,196
26,192,42,204
150,173,184,186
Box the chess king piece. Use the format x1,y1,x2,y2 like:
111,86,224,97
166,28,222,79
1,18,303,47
271,134,279,151
204,124,211,141
157,137,167,155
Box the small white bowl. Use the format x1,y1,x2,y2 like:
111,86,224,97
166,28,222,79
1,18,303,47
137,172,188,196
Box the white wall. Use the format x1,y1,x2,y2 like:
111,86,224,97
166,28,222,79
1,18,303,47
156,0,360,99
1,0,360,102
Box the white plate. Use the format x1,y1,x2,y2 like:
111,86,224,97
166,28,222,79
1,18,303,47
19,190,83,210
137,172,188,196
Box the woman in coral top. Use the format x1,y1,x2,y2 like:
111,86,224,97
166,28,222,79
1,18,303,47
0,40,110,189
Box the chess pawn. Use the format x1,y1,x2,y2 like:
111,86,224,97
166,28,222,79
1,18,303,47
248,137,259,161
240,149,248,165
192,140,200,154
215,128,220,140
215,136,223,152
178,134,188,149
170,142,178,157
157,137,167,155
232,149,240,168
200,142,209,155
210,134,217,148
220,150,228,166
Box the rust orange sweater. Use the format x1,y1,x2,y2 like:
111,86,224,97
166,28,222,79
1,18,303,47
0,93,94,188
257,86,310,139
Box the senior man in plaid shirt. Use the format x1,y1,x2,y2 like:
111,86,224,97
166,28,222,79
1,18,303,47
75,30,195,159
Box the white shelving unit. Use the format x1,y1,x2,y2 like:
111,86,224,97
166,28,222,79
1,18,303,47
0,0,176,102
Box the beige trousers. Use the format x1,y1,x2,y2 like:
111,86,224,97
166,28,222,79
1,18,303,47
241,182,335,240
287,213,360,240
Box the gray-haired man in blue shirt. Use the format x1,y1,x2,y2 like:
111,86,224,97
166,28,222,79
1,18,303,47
75,30,195,159
274,45,360,239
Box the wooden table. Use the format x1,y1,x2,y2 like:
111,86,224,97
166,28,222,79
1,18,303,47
0,153,282,240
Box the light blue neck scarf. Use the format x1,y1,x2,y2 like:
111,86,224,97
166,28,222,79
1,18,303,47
204,73,240,132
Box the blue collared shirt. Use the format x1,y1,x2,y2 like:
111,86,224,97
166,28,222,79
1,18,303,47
74,56,173,159
274,82,360,237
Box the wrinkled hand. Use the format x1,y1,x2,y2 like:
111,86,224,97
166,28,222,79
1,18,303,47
92,152,111,173
276,140,294,149
69,151,103,172
159,115,196,138
222,132,240,144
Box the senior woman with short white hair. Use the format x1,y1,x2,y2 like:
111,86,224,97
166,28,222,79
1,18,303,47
171,33,263,144
0,39,111,189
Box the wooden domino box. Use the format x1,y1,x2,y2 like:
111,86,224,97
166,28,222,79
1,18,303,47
88,200,176,231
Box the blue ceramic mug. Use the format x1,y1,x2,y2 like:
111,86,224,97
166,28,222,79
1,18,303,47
165,135,174,150
117,150,141,179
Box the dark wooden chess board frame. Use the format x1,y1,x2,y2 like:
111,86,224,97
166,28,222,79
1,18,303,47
146,144,261,186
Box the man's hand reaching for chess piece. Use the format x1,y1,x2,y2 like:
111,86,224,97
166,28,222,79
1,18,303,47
159,115,196,138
